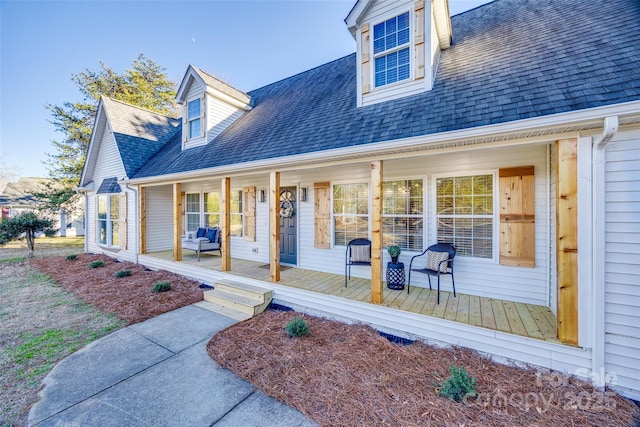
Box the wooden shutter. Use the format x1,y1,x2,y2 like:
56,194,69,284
499,166,535,267
120,193,127,250
243,186,256,241
182,104,188,143
314,182,331,249
361,23,371,94
200,94,206,138
414,0,425,80
139,187,146,254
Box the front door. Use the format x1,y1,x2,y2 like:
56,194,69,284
279,187,297,265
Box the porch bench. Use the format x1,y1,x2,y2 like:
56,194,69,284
181,227,221,261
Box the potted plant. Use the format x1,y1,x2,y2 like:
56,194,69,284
387,245,401,263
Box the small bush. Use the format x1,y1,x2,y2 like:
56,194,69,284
285,317,310,338
115,269,132,278
66,254,78,261
438,364,477,402
88,260,105,269
151,281,171,293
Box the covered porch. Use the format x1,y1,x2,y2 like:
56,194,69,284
145,249,559,343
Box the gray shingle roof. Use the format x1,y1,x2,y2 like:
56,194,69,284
0,177,51,207
132,0,640,179
96,177,122,194
101,97,180,177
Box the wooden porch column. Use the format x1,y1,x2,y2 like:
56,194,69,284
270,172,281,282
221,178,231,272
139,186,146,254
371,160,383,304
173,183,182,262
556,139,579,345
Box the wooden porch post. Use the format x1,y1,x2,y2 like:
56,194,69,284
221,177,231,272
270,172,281,282
556,139,579,345
371,160,383,304
139,186,146,254
173,183,182,262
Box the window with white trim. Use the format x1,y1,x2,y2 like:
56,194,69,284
333,183,369,246
383,179,423,251
185,193,201,232
187,99,201,139
373,12,410,88
204,192,220,228
436,174,494,258
97,194,119,247
230,190,243,237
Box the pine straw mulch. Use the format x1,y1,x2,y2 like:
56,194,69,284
208,310,639,427
29,253,203,325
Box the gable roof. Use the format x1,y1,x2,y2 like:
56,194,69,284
176,65,252,108
133,0,640,180
95,98,180,180
0,177,50,207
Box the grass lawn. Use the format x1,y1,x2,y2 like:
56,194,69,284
0,236,125,426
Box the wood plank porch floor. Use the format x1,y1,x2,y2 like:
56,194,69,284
148,250,559,342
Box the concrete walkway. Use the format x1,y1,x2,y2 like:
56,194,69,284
28,305,317,427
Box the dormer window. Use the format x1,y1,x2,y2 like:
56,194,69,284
373,11,410,87
187,99,202,139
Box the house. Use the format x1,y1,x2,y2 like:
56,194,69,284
0,177,84,236
78,0,640,400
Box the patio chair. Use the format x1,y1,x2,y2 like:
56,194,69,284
345,238,371,287
181,227,222,261
408,243,456,304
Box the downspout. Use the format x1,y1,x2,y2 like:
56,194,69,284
591,116,619,389
124,183,139,264
73,186,89,254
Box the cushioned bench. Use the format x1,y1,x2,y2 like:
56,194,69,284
181,227,221,261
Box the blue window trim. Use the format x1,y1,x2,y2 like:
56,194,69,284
373,12,411,88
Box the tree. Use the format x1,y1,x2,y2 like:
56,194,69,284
0,211,56,258
37,54,177,215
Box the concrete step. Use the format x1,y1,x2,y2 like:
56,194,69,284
213,279,272,303
203,288,272,316
194,300,252,321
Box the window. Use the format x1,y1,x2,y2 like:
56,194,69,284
97,194,119,247
187,99,201,139
204,192,220,228
185,193,200,232
333,183,369,246
373,12,410,87
436,174,494,258
230,190,243,237
383,179,423,251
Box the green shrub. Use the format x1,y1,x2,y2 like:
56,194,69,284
438,364,477,402
115,269,132,278
151,281,171,293
88,260,105,269
285,317,309,338
66,254,78,261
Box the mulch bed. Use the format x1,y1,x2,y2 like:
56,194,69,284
208,310,639,427
30,254,203,325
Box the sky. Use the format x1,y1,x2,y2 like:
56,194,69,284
0,0,492,179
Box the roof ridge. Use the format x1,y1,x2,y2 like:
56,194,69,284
101,96,179,120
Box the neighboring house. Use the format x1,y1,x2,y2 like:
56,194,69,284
79,0,640,399
0,177,85,236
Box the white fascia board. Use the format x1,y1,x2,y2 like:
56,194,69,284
123,101,640,186
344,0,374,37
80,100,107,187
175,66,204,103
206,87,253,111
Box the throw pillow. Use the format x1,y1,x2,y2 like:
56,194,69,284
351,245,371,263
196,227,207,238
206,228,217,243
426,251,449,273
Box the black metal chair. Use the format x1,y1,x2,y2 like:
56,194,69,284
408,243,456,304
345,238,371,287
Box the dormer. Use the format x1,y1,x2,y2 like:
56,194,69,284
346,0,452,107
176,66,252,150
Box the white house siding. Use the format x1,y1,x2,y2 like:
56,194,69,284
205,97,245,142
144,185,173,252
604,129,640,398
183,80,206,150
